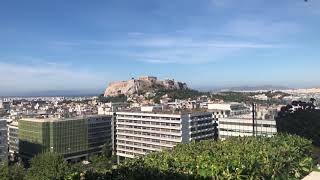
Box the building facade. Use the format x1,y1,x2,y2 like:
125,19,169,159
208,102,249,118
8,121,19,158
0,119,8,164
115,111,216,159
208,103,277,139
219,116,277,139
19,115,112,161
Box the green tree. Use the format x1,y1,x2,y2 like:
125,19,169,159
277,106,320,147
9,162,25,180
0,162,26,180
0,164,9,180
98,94,127,103
26,152,70,180
70,134,315,179
101,143,111,157
88,155,113,173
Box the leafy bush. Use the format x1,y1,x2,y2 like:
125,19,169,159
74,134,315,180
277,106,320,147
0,162,25,180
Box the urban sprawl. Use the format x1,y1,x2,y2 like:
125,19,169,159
0,76,319,165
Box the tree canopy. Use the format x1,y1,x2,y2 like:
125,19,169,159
73,134,315,180
98,94,127,103
277,102,320,147
26,152,71,180
0,162,25,180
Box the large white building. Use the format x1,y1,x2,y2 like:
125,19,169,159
219,114,277,139
115,109,217,159
0,119,8,164
208,103,277,139
208,102,249,118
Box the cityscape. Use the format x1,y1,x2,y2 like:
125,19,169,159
1,0,320,180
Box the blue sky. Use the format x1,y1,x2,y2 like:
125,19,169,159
0,0,320,95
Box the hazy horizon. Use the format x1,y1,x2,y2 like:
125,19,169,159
1,0,320,95
1,82,318,97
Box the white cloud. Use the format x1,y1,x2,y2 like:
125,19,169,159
45,17,296,65
134,37,283,48
47,36,285,64
0,61,105,94
125,36,284,64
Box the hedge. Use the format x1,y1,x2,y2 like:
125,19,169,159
72,134,315,180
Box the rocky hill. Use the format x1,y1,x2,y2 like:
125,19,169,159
104,76,188,97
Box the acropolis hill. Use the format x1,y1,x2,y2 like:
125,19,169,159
104,76,188,97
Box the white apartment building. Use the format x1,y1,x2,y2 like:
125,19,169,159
208,102,250,118
219,115,277,139
8,121,19,157
0,119,8,164
115,110,216,158
208,103,277,139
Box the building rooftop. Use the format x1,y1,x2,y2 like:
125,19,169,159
20,114,111,123
117,108,211,116
8,121,18,126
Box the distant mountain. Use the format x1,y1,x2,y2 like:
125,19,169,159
218,85,291,92
104,76,188,97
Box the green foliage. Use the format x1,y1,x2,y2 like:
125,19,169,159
211,92,283,105
0,162,26,180
277,108,320,147
26,152,71,180
98,94,127,103
87,155,115,173
9,162,25,180
74,134,315,180
152,88,209,102
67,153,118,180
0,164,9,180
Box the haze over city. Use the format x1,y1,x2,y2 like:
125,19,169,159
1,0,320,96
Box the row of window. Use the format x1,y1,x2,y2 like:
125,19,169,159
117,130,181,139
117,125,181,133
190,131,214,138
117,115,180,121
220,128,276,134
117,135,179,145
219,121,276,128
190,119,213,126
191,124,215,132
117,119,180,127
118,145,165,154
118,140,174,149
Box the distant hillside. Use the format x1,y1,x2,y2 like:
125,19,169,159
220,85,291,92
104,76,188,97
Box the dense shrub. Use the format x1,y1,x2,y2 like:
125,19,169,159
0,162,25,180
277,107,320,147
74,134,315,180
